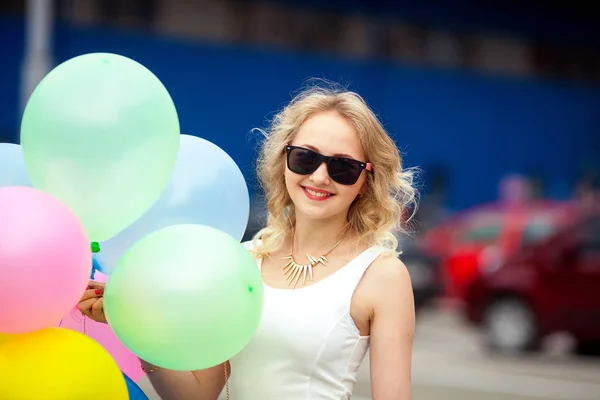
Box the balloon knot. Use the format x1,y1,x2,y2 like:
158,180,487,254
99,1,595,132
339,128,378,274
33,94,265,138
91,242,101,253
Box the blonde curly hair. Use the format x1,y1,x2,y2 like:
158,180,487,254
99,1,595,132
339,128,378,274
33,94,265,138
251,82,418,257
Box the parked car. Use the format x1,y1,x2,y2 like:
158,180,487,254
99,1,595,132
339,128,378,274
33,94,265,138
419,200,572,302
464,209,600,356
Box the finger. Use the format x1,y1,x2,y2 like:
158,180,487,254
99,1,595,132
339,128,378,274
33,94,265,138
77,298,96,316
91,298,105,322
87,281,106,291
80,288,104,302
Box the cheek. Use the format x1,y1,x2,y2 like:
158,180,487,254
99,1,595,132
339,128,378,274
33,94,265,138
337,185,362,204
340,176,366,202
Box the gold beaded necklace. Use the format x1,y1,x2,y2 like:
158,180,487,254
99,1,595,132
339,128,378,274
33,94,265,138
282,227,349,289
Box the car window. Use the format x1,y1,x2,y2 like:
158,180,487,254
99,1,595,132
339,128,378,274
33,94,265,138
460,224,501,242
521,222,558,246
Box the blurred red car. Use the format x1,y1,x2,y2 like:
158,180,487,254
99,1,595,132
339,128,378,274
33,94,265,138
418,200,572,302
464,207,600,355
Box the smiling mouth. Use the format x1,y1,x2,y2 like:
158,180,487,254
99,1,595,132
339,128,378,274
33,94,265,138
302,186,334,200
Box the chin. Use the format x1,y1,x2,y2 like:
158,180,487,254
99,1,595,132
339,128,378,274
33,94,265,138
296,206,336,221
292,195,347,222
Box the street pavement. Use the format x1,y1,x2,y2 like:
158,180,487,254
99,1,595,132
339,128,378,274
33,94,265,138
138,307,600,400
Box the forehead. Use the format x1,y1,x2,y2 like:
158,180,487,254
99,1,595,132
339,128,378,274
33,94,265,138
291,111,365,159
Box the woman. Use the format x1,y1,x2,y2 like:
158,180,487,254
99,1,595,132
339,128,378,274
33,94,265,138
78,83,417,400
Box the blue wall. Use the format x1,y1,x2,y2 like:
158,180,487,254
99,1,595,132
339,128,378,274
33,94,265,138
1,16,599,210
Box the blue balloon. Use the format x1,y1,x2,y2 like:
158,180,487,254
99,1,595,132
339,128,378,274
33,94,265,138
0,143,32,187
123,373,148,400
96,134,250,274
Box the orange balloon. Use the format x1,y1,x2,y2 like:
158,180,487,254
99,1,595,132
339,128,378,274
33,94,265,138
0,333,12,344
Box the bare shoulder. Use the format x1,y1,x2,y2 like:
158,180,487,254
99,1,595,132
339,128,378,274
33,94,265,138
362,252,413,295
353,251,414,319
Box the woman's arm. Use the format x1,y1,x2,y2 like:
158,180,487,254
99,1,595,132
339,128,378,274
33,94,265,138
141,360,228,400
367,255,415,400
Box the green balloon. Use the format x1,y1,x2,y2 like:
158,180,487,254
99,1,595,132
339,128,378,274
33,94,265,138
103,224,264,371
21,53,180,242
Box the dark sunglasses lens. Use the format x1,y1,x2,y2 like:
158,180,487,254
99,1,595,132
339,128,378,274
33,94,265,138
288,147,320,174
328,158,362,185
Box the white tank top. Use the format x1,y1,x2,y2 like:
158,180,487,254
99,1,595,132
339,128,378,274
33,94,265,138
227,242,386,400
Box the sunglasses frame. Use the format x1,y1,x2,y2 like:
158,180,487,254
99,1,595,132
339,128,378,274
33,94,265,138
284,144,373,185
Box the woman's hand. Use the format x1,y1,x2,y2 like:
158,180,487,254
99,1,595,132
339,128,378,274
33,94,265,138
77,281,107,323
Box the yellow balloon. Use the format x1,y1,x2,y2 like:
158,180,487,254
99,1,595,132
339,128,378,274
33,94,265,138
0,327,129,399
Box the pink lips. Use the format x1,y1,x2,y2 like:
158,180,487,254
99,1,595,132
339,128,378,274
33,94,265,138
302,186,334,201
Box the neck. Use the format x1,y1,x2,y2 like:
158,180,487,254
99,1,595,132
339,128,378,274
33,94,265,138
291,211,349,254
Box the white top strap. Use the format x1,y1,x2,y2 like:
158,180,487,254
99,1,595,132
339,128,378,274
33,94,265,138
346,246,388,292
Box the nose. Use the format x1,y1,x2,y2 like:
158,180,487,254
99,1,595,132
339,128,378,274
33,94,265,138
310,162,331,185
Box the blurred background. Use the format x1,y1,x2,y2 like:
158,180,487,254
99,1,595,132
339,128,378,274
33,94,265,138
2,1,599,399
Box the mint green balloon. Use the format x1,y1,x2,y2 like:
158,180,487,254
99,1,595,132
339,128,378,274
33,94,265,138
103,224,264,371
20,53,180,242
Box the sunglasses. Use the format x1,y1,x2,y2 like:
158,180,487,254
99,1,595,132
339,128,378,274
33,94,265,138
285,145,372,185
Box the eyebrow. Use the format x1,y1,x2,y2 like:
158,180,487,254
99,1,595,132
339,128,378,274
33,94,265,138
300,144,355,159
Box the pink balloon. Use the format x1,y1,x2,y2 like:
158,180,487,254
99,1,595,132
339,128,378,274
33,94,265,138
0,186,92,333
57,271,145,381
